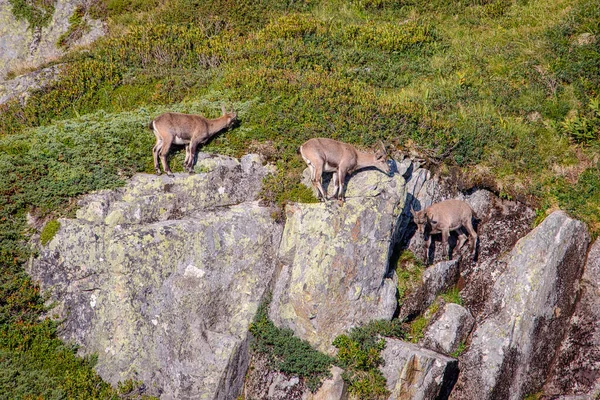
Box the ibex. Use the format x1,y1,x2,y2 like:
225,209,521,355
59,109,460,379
411,199,478,263
299,138,391,202
148,105,237,176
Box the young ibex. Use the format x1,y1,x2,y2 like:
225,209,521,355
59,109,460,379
149,105,237,176
299,138,391,202
411,199,478,263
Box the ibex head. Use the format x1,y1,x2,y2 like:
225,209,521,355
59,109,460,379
221,104,237,128
374,140,391,175
410,204,428,233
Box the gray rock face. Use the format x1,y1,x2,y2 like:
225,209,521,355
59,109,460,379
271,167,406,354
0,64,62,105
29,154,282,399
303,366,347,400
421,303,474,356
380,338,458,400
451,211,590,400
398,260,459,321
543,239,600,398
0,0,105,80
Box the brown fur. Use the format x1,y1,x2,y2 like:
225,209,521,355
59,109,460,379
149,105,237,175
299,138,390,202
411,199,478,263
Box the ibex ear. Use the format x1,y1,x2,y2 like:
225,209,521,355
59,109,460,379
221,104,227,115
378,140,387,155
410,204,416,216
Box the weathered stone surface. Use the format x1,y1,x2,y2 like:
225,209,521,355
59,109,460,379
0,0,105,80
29,153,281,399
380,338,458,400
451,211,590,400
243,352,306,400
421,303,474,356
303,366,347,400
273,167,406,354
398,260,459,321
543,239,600,397
0,64,62,105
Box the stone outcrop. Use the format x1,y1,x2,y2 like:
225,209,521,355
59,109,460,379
421,303,474,356
0,0,104,80
380,338,458,400
543,239,600,398
271,166,405,354
0,64,62,105
451,211,590,400
398,260,459,321
29,154,282,399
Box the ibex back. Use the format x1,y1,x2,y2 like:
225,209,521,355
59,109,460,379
299,138,390,202
149,105,237,176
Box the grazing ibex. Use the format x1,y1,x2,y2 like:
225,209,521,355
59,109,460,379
149,105,237,176
299,138,391,202
411,199,478,263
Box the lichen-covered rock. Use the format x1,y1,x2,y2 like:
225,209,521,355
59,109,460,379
272,167,406,354
542,239,600,398
28,153,281,399
0,64,62,105
0,0,105,80
398,260,459,321
451,211,590,400
380,338,458,400
421,303,474,356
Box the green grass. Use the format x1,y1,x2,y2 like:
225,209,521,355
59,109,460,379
0,0,599,396
395,250,425,303
40,220,60,246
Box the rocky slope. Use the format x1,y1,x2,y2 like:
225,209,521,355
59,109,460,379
0,0,104,102
29,152,599,399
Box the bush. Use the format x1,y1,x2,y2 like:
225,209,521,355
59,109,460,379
249,295,335,392
333,320,404,399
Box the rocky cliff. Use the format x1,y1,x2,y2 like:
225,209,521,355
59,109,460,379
29,152,600,399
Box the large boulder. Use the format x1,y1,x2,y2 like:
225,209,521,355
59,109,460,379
451,211,590,400
271,166,405,354
29,154,282,399
421,303,474,356
380,338,458,400
0,0,104,81
543,239,600,397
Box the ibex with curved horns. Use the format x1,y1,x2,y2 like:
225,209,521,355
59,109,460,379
299,138,391,202
149,105,237,176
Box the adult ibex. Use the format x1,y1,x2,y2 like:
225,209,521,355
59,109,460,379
411,199,478,263
299,138,391,202
149,105,237,176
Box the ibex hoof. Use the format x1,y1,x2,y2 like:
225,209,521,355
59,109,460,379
166,172,174,177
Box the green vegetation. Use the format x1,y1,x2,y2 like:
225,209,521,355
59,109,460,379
249,295,335,392
450,341,467,358
333,320,405,399
40,219,60,245
0,0,599,396
440,287,463,306
57,5,89,48
395,250,425,303
9,0,55,30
